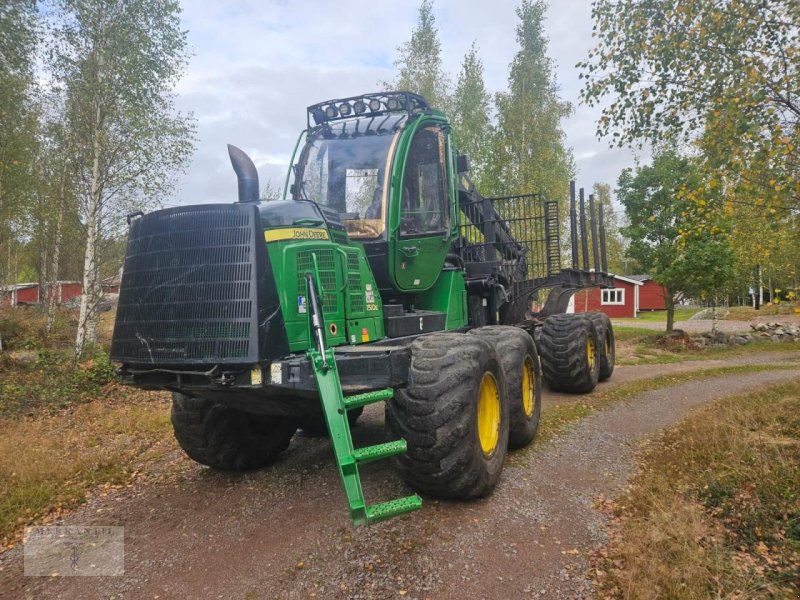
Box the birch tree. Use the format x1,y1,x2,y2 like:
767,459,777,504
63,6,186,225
451,42,493,187
0,2,39,287
51,0,195,359
484,0,574,202
386,0,451,111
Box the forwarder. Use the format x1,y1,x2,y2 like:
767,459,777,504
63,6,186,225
111,91,615,525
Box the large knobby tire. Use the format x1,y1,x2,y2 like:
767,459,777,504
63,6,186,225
298,406,363,436
170,393,297,471
387,332,509,499
538,314,600,393
468,326,542,449
585,312,615,381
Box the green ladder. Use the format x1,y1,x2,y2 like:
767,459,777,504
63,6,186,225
304,270,421,526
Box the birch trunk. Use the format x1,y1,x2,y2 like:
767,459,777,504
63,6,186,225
46,190,65,334
75,103,104,360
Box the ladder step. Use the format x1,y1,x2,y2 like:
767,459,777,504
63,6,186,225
343,388,394,410
353,439,407,465
366,494,422,524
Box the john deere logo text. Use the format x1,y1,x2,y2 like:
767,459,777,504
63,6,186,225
264,228,330,243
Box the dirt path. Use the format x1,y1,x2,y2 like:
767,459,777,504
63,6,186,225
1,359,798,600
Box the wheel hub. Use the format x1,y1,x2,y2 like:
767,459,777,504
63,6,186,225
477,372,501,455
522,356,535,418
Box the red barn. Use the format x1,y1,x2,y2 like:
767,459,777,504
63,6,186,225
570,274,643,319
627,275,668,311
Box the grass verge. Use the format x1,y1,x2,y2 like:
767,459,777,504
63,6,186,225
0,385,172,547
591,380,800,598
615,332,800,366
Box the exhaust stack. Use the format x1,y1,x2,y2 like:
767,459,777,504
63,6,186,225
227,144,260,203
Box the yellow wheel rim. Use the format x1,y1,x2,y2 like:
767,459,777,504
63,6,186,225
477,372,501,455
587,336,596,371
522,356,535,417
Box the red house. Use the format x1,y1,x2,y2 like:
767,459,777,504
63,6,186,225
1,281,83,306
627,275,668,311
570,274,644,318
0,283,40,306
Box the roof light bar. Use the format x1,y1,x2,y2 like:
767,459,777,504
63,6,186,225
306,91,429,129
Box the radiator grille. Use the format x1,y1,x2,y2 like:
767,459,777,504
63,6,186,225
111,204,261,364
347,252,365,314
296,249,338,314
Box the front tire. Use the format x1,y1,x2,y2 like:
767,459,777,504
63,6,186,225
387,332,509,499
468,326,542,449
538,314,600,393
171,393,297,471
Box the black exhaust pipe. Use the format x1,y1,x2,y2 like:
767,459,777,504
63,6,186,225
227,144,259,203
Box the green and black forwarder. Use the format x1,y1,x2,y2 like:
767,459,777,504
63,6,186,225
111,92,616,526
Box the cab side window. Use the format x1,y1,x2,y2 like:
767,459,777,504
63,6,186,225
400,126,448,236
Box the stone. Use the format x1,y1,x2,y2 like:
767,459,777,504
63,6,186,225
731,336,748,345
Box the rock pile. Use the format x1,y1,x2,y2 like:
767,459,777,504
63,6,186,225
749,322,800,342
691,322,800,347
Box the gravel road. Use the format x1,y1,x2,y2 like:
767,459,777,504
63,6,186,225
1,358,798,600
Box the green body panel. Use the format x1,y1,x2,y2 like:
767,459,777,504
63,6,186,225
266,235,384,353
386,112,460,293
416,270,468,329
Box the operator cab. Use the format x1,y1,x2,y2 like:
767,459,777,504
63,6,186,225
289,92,454,295
292,113,406,240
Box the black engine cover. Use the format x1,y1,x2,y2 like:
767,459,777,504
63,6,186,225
110,203,288,366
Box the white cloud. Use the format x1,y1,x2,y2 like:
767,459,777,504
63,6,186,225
173,0,645,206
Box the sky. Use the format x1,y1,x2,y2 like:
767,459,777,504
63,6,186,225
172,0,648,207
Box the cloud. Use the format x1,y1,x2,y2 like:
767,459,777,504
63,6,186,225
172,0,643,206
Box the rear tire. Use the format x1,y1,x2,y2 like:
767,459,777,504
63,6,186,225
171,393,297,471
387,332,509,499
538,314,600,393
585,312,615,381
468,326,542,449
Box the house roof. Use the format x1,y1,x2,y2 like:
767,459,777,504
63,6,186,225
625,274,651,282
0,283,38,292
611,274,644,286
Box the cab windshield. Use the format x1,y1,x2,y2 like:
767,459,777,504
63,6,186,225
293,115,406,238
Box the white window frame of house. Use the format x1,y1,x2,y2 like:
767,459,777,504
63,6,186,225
601,288,625,305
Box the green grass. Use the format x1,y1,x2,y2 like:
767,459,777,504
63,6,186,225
615,307,702,324
613,327,662,341
592,380,800,598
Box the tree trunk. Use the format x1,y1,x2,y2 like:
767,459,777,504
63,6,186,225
75,106,104,361
665,288,675,333
46,188,65,334
711,299,718,334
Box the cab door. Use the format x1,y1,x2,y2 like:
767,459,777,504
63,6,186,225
390,124,452,292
